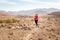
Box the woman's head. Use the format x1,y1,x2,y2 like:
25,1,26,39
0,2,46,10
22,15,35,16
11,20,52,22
35,14,38,16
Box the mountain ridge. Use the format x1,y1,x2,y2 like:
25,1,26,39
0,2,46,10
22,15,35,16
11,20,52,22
8,8,60,15
0,8,60,15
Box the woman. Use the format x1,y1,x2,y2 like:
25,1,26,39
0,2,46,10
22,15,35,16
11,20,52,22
34,14,38,27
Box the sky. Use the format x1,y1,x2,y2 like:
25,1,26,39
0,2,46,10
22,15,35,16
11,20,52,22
0,0,60,11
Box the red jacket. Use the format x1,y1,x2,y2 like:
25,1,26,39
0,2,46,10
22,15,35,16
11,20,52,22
34,15,38,20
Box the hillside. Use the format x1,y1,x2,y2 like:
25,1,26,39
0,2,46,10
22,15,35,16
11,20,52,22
0,11,17,20
8,8,60,15
48,11,60,17
0,9,60,40
0,11,10,16
0,15,59,40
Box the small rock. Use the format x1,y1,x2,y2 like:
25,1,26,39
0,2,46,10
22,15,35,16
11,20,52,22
56,38,58,40
8,27,11,29
28,28,31,30
23,24,26,26
49,36,51,39
57,32,60,35
9,32,13,35
51,29,55,31
1,24,4,27
11,27,15,29
38,38,42,40
30,38,33,40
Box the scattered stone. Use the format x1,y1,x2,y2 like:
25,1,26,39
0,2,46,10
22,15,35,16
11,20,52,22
9,32,13,35
11,27,15,29
57,32,60,35
23,24,26,26
8,27,11,29
46,29,51,31
51,29,55,31
28,28,31,30
32,33,34,35
38,38,42,40
49,36,51,39
1,24,5,27
30,38,33,40
8,36,10,38
56,38,58,40
16,26,20,29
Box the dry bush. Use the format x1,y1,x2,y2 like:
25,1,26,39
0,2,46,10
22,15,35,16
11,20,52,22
0,18,20,23
0,20,6,23
47,17,50,20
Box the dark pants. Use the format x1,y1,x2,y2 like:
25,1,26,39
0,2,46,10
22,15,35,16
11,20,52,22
35,20,38,26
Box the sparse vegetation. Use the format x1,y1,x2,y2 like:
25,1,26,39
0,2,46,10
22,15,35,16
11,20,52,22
47,17,50,20
0,18,20,23
0,15,60,40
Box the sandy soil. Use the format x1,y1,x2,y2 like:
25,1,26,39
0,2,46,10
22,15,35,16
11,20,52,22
0,16,60,40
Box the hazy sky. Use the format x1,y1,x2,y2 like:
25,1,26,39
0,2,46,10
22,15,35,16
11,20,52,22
0,0,60,11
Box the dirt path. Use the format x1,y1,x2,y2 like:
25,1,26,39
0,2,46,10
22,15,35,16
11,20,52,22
23,27,39,40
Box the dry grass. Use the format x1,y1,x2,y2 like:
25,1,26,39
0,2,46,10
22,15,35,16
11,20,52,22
0,16,60,40
0,18,19,23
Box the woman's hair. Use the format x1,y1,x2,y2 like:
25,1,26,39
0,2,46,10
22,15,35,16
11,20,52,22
35,14,38,16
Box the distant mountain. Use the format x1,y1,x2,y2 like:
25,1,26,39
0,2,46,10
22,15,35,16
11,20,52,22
0,8,60,15
0,11,10,16
9,8,60,15
0,11,16,19
0,10,16,16
48,11,60,17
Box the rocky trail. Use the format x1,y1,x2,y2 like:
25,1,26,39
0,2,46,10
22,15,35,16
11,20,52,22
23,27,39,40
0,17,60,40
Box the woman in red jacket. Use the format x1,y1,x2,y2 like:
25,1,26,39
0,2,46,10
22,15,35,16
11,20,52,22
34,14,38,27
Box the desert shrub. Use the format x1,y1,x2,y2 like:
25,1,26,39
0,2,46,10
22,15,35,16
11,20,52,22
0,20,3,23
6,19,12,23
47,17,50,20
0,20,6,23
0,18,20,23
12,18,17,23
12,18,20,23
6,18,20,23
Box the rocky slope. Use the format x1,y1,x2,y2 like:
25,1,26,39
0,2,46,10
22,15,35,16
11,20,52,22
48,11,60,17
0,16,60,40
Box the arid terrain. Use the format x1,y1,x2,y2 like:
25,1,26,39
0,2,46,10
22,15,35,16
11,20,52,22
0,12,60,40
